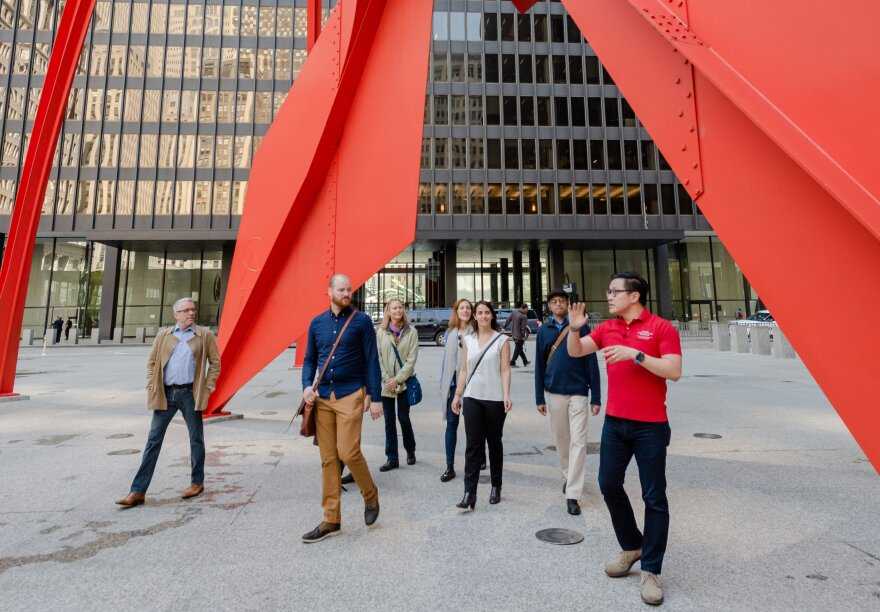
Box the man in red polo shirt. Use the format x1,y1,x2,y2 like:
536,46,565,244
567,272,682,606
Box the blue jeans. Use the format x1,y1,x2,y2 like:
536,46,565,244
444,386,459,469
131,386,205,494
382,393,415,463
598,415,671,575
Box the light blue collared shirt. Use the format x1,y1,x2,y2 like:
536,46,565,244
163,326,196,385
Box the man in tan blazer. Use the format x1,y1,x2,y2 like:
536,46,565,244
116,297,221,508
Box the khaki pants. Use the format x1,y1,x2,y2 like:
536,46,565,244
545,391,590,501
315,388,378,524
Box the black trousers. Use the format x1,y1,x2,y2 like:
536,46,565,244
510,339,528,365
463,397,506,493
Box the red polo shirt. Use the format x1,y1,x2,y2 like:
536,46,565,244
589,309,681,422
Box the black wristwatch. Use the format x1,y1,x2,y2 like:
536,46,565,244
634,351,646,365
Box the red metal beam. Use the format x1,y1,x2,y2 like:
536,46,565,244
307,0,322,51
0,1,96,397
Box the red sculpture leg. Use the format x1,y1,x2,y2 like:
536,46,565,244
535,0,880,471
0,1,97,397
207,0,433,413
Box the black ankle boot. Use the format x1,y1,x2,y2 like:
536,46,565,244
489,485,501,504
440,468,456,482
456,491,476,511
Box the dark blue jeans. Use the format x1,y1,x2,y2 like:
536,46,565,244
598,415,671,575
131,386,205,494
382,393,415,463
444,386,460,469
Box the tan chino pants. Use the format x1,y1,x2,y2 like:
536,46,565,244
315,388,378,524
545,391,590,501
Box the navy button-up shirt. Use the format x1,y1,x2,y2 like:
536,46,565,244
302,307,382,402
534,316,601,406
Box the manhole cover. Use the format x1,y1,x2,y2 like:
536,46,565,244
693,433,722,439
260,411,278,415
536,528,584,545
478,475,490,484
107,449,140,455
106,433,133,439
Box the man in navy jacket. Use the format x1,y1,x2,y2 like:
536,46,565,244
535,289,602,515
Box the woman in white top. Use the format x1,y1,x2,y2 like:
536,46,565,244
451,301,512,510
438,299,474,482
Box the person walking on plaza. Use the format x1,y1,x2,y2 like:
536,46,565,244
116,298,220,508
438,298,475,482
51,316,63,344
64,317,73,341
451,301,512,510
534,290,602,516
567,273,682,606
376,298,419,472
505,303,530,367
300,274,383,543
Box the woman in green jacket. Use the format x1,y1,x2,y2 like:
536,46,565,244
376,298,420,472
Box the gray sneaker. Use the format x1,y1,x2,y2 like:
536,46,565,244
604,549,642,577
640,571,664,606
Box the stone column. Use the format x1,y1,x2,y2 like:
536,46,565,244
732,325,750,353
528,247,543,309
750,327,772,355
653,244,674,319
549,241,565,292
711,321,731,351
442,240,457,307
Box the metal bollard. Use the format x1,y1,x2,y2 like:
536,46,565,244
113,328,124,344
135,327,146,343
20,328,34,346
732,325,749,353
90,329,101,345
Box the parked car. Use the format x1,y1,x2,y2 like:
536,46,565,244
734,310,775,326
496,308,542,336
407,308,451,346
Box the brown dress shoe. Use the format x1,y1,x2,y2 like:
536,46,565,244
116,492,145,508
181,484,204,499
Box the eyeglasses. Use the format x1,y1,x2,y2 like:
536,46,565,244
606,289,633,297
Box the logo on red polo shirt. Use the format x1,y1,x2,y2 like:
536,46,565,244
637,330,654,340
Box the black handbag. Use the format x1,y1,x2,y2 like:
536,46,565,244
391,339,422,406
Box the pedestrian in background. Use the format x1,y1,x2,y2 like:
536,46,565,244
376,298,419,472
505,303,530,367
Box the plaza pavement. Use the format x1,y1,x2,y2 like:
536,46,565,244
0,340,878,611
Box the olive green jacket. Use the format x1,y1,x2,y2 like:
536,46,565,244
376,326,419,399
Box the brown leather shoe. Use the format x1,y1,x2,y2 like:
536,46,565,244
116,492,145,508
181,484,204,499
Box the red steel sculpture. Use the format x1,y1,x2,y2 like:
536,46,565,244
0,2,876,471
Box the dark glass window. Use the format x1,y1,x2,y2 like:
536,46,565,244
451,95,466,125
469,96,484,125
566,16,582,43
484,13,498,41
587,98,602,126
470,138,484,169
661,184,676,214
641,140,656,170
569,56,583,84
434,138,448,168
501,13,515,41
433,51,448,81
467,53,482,81
520,97,535,125
539,140,554,169
604,98,620,127
487,139,502,169
554,97,569,126
470,184,485,214
551,15,565,42
624,140,639,170
678,185,694,214
622,99,637,127
593,185,608,214
558,185,573,214
535,55,550,84
541,183,555,214
506,184,521,215
486,96,501,125
504,139,519,169
434,95,448,124
523,184,538,215
590,140,605,170
450,53,465,82
503,96,518,126
451,138,468,168
610,184,625,215
522,140,537,169
488,183,503,214
537,97,552,126
571,98,586,127
534,14,548,42
518,14,531,41
658,149,672,170
552,55,568,84
485,54,499,82
585,57,600,84
644,184,659,214
627,185,643,215
518,55,533,83
502,54,517,83
602,67,616,86
607,140,622,170
573,141,589,170
557,140,571,170
575,184,589,214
